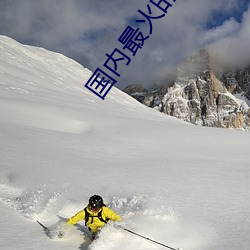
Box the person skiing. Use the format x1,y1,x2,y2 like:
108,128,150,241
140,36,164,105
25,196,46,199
66,195,121,239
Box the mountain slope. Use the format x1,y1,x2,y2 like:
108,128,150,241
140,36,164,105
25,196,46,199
0,36,250,250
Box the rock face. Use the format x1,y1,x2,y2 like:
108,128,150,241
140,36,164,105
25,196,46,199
123,49,250,130
123,84,148,103
218,66,250,100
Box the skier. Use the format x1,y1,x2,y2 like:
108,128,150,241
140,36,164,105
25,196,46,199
66,194,122,239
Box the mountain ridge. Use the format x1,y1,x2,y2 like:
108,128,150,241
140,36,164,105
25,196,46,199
123,49,250,130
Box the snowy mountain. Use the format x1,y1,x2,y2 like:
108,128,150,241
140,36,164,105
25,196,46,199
124,49,250,130
0,36,250,250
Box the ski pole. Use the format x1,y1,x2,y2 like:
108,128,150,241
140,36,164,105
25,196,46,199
37,220,48,231
122,227,180,250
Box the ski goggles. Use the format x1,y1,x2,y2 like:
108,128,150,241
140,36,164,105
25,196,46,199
89,205,101,212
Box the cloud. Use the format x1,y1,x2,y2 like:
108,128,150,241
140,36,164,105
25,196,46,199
0,0,249,89
209,3,250,69
200,18,240,45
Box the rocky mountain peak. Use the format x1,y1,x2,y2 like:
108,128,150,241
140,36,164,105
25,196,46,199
123,49,250,130
177,48,210,78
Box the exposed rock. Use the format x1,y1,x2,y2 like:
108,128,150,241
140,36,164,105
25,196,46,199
123,49,250,130
217,66,250,99
123,84,147,95
123,84,147,103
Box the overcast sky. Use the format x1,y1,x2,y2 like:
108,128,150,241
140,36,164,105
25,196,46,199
0,0,249,89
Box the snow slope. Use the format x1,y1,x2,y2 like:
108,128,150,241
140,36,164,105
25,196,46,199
0,35,250,250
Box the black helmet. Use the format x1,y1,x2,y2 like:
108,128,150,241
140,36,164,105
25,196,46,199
89,195,104,210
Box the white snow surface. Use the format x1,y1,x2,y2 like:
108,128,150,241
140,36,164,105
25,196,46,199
0,35,250,250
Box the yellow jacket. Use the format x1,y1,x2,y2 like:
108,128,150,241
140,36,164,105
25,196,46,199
67,206,121,233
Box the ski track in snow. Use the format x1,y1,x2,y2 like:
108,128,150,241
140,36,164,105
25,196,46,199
0,180,211,250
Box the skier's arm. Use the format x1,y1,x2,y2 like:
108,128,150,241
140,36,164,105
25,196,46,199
104,207,122,222
67,209,85,225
